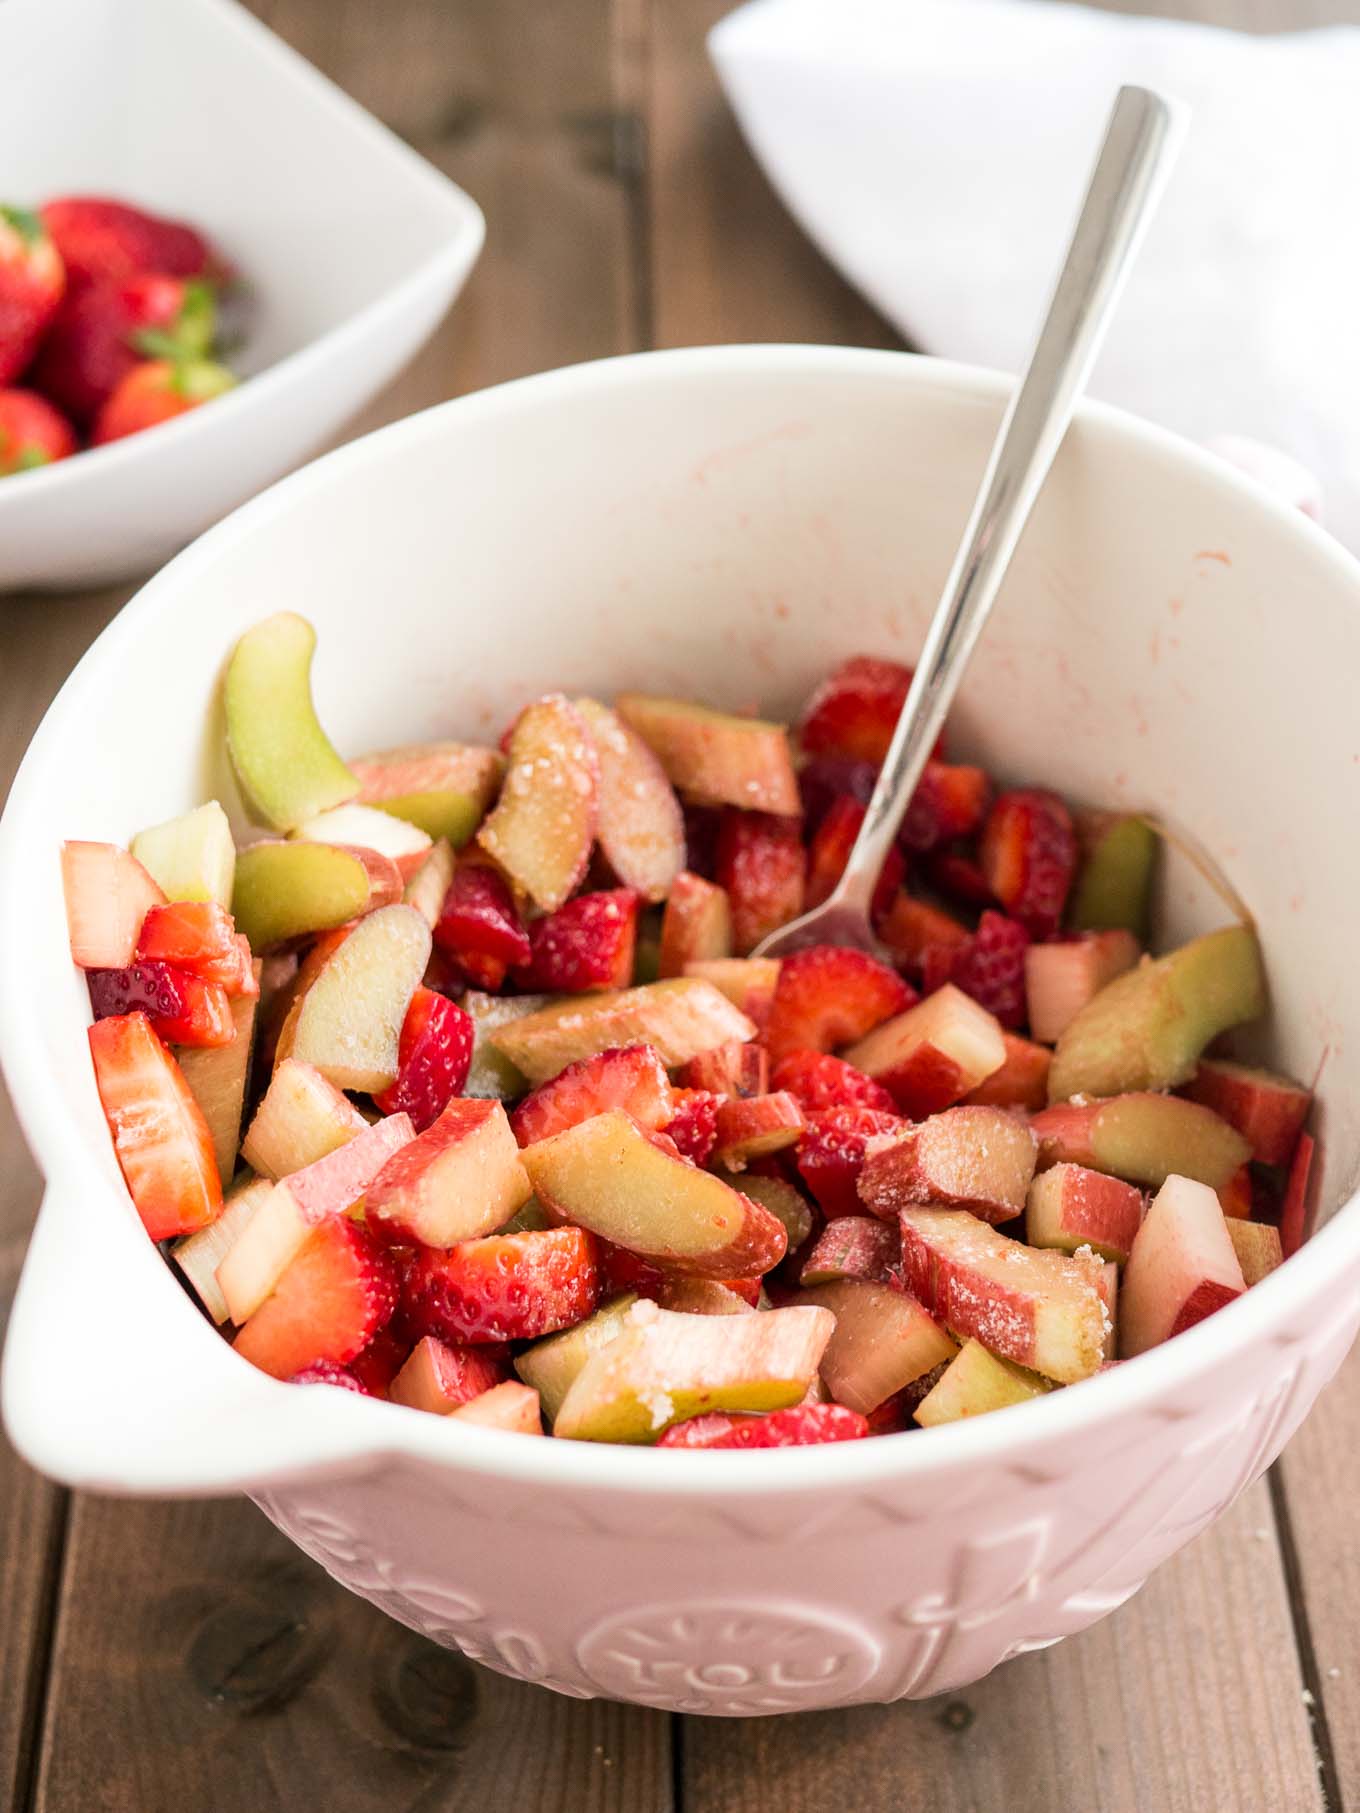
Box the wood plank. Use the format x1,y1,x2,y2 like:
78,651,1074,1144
0,583,132,1811
23,2,670,1807
680,1482,1322,1813
641,2,1329,1806
36,1494,670,1813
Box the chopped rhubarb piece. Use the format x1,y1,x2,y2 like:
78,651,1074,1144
1031,1092,1251,1191
614,694,800,816
1120,1175,1246,1356
242,1057,368,1179
658,871,733,977
714,810,806,954
681,1040,768,1098
656,1278,758,1316
217,1114,416,1324
859,1106,1038,1226
135,900,248,991
1024,930,1140,1044
476,695,597,911
88,961,234,1048
372,986,474,1131
89,1012,223,1239
403,838,457,931
522,1108,786,1278
770,1048,896,1116
1183,1058,1312,1169
229,840,374,952
979,788,1077,938
1070,810,1158,940
285,903,431,1093
553,1299,834,1442
234,1218,398,1379
511,1043,673,1147
433,863,531,972
928,910,1030,1030
662,1088,721,1164
842,984,1005,1117
131,801,236,911
796,1104,903,1219
1227,1219,1285,1286
804,795,904,914
447,1380,544,1433
798,655,925,766
350,741,503,847
712,1092,805,1168
1095,1261,1119,1362
177,981,259,1179
574,696,685,902
489,977,755,1084
224,612,359,833
914,1339,1053,1427
515,1293,640,1419
1025,1164,1144,1265
1280,1132,1317,1259
172,1177,271,1323
682,958,780,1028
62,840,166,970
964,1032,1051,1111
389,1335,509,1414
1048,925,1265,1102
1217,1164,1253,1220
899,1206,1107,1382
738,1172,815,1254
878,891,970,974
294,803,432,881
518,888,639,992
460,990,550,1100
658,1403,870,1448
800,1216,898,1286
765,944,914,1066
402,1227,600,1344
899,763,992,853
366,1098,531,1248
289,1361,373,1394
799,1278,958,1413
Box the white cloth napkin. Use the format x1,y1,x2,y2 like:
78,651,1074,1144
709,0,1360,546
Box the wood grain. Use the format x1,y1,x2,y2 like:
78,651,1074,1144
681,1484,1322,1813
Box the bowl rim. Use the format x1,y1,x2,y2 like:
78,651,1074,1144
3,340,1358,1496
0,0,485,510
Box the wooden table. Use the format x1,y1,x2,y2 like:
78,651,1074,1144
4,2,1358,1806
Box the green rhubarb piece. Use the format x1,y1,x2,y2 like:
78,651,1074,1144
231,841,371,951
915,1339,1053,1427
131,800,236,908
461,991,553,1100
224,612,358,832
514,1293,638,1420
1048,925,1265,1103
1069,813,1158,940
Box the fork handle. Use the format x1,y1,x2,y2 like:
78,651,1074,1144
831,85,1183,921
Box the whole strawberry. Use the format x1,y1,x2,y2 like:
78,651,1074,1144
34,274,216,424
0,389,77,475
0,206,65,384
91,357,235,446
41,195,220,291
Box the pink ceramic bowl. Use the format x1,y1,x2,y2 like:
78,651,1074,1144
3,346,1359,1715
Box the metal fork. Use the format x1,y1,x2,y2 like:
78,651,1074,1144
753,85,1183,962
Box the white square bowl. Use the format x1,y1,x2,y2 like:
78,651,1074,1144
0,0,484,591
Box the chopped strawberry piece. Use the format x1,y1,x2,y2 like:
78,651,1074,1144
714,811,805,954
1280,1132,1316,1259
136,900,250,990
401,1227,600,1344
373,986,474,1130
87,961,235,1047
88,1011,222,1239
682,804,723,878
804,795,904,915
598,1240,670,1300
664,1088,722,1164
877,891,970,975
680,1041,768,1098
234,1219,399,1380
924,910,1030,1029
798,755,879,834
290,1361,374,1395
347,1324,410,1398
511,1044,673,1146
796,1104,903,1218
979,789,1077,938
771,1049,896,1115
863,1390,915,1435
518,888,639,992
926,846,997,908
799,655,935,766
657,1404,870,1448
434,864,531,969
899,763,992,853
765,944,915,1065
1217,1164,1254,1220
390,1335,510,1413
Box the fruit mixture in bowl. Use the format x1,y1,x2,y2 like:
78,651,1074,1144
60,614,1316,1449
0,194,237,473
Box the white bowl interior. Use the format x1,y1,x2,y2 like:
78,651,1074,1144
4,347,1360,1492
6,0,466,373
